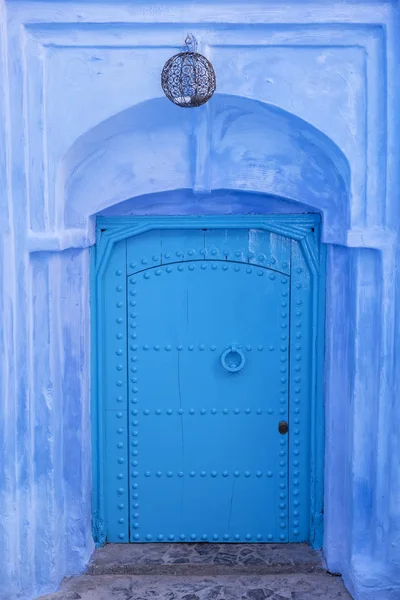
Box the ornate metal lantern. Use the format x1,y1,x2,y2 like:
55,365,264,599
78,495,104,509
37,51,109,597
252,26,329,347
161,35,216,108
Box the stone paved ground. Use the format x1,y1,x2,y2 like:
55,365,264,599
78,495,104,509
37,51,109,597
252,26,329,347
87,543,325,575
38,573,351,600
37,544,352,600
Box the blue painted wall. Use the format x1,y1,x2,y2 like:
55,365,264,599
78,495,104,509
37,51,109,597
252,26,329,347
0,1,399,599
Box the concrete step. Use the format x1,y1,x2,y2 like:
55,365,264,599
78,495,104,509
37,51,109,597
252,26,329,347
36,545,352,600
37,572,352,600
86,543,325,576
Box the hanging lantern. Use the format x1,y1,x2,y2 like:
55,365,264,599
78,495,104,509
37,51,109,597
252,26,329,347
161,34,216,108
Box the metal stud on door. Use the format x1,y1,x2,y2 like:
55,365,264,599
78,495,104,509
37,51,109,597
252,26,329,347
127,256,289,542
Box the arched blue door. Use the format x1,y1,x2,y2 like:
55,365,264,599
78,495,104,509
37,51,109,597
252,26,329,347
128,259,289,542
95,218,325,546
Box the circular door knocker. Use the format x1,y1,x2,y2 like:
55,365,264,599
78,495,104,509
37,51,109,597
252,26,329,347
221,346,246,373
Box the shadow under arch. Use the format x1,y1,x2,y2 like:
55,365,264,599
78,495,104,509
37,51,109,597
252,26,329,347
60,94,350,244
98,188,321,219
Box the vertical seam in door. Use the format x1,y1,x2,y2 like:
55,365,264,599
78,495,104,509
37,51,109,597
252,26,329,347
228,479,236,530
177,311,184,531
177,352,184,461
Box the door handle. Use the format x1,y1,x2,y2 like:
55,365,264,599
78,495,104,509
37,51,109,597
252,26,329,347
220,346,246,373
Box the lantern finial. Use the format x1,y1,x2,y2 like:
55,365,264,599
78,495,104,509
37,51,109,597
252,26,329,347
184,33,198,53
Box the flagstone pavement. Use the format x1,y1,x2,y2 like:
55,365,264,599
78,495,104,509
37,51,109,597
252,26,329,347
37,543,351,600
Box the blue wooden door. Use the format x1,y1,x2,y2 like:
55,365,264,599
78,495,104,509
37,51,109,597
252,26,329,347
126,229,291,542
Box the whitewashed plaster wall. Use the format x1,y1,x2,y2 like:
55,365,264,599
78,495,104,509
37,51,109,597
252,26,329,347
0,2,399,599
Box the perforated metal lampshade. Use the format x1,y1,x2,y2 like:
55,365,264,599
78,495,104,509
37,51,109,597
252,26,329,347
161,39,216,108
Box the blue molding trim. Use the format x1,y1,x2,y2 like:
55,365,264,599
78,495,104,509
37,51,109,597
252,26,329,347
94,215,320,275
91,214,325,547
313,230,326,548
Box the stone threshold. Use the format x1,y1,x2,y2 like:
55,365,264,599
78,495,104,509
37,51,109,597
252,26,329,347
87,543,326,576
38,573,352,600
36,545,353,600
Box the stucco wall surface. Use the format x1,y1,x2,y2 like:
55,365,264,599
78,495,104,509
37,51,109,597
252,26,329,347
0,1,399,599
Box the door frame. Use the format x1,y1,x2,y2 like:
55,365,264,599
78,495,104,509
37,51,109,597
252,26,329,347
91,214,326,548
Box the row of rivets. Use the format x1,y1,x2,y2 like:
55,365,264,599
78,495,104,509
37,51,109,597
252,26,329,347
133,344,269,351
142,408,275,415
128,277,140,530
129,279,137,345
128,250,289,265
131,533,281,541
291,263,304,538
114,267,127,541
136,470,274,478
115,275,125,402
131,250,275,261
137,263,290,279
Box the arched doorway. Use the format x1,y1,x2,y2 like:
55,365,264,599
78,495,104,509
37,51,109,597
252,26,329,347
91,213,325,545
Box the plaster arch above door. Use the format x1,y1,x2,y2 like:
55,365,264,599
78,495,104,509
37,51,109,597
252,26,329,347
56,94,349,248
